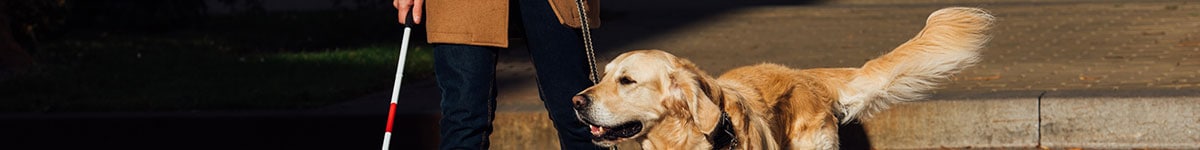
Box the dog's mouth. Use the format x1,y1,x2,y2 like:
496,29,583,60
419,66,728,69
587,121,643,141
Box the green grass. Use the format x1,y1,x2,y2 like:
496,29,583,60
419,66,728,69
0,35,433,113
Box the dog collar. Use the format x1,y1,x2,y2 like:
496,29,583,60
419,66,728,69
708,111,737,150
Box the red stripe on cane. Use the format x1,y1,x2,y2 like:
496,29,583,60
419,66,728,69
386,102,397,132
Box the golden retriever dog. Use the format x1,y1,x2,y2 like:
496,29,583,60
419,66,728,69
570,7,994,149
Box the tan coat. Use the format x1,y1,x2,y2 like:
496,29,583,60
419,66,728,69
426,0,600,48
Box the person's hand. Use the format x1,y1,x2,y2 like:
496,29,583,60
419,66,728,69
392,0,423,24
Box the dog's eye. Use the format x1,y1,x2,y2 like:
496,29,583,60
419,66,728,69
619,76,636,85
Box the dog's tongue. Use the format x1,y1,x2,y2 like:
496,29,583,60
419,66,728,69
589,125,606,136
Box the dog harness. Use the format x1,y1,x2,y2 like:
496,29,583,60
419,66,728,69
708,111,738,150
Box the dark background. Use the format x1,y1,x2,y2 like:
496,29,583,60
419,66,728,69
2,0,435,149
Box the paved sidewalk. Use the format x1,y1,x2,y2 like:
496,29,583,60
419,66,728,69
593,0,1200,96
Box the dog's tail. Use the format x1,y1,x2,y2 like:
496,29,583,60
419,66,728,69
837,7,994,123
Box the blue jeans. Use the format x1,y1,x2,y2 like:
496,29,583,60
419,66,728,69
435,0,602,149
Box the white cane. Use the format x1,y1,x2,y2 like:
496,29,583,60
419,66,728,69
381,9,415,150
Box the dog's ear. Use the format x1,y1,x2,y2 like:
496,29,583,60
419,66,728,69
663,57,723,130
670,57,722,106
663,73,698,119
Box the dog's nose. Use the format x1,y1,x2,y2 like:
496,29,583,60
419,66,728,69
572,95,590,110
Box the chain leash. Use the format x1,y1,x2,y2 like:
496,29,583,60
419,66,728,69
574,0,599,84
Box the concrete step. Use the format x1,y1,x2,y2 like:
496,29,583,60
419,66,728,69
868,96,1200,149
